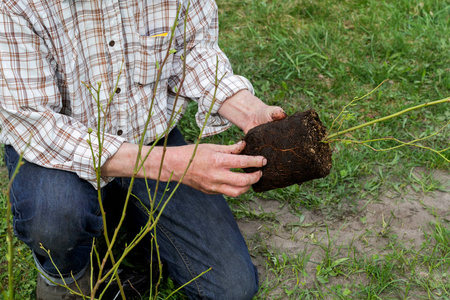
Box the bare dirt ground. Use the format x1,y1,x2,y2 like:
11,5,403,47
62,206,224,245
2,163,449,299
237,168,450,299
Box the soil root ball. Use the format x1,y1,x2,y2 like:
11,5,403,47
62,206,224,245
241,109,332,192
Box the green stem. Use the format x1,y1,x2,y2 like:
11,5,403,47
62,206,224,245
6,191,14,300
6,170,19,300
85,71,126,299
165,267,212,299
326,97,450,140
3,150,27,300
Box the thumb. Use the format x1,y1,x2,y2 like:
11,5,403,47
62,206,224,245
270,106,287,121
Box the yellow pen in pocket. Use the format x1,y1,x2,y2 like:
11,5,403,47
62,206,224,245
150,32,168,38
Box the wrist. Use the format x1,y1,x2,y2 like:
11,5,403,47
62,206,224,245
101,143,165,180
218,90,267,133
101,142,194,182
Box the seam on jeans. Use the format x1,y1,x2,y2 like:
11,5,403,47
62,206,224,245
8,183,23,238
156,222,206,298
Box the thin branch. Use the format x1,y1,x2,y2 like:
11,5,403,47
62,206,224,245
327,79,389,137
165,268,212,299
326,97,450,140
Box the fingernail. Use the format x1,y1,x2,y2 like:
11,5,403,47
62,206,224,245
262,158,267,166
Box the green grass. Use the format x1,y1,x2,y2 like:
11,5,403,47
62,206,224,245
186,0,450,298
181,0,449,213
2,0,450,299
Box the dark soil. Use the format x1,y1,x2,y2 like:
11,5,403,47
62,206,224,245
241,109,332,192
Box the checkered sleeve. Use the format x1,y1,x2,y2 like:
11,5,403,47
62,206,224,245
0,5,125,188
169,0,254,137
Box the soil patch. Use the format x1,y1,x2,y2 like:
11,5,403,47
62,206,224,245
242,110,332,192
237,168,450,299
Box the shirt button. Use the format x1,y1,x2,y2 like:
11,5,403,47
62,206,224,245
115,87,121,94
109,40,115,47
117,130,123,136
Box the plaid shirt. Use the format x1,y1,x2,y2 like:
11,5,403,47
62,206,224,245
0,0,253,187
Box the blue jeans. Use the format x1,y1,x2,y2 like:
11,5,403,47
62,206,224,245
4,128,258,300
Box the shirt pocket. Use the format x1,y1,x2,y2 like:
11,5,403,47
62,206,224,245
133,34,174,87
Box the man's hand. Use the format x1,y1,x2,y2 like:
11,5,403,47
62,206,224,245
218,90,287,133
101,141,266,197
164,142,266,197
242,105,287,134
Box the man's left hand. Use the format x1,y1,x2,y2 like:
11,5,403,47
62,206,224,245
218,90,287,133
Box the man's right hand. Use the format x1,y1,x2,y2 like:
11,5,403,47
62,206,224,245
164,142,266,197
101,141,265,197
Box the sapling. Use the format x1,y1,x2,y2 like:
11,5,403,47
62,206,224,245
242,82,449,192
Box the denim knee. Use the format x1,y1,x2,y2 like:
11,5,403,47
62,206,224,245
5,146,103,275
12,179,102,276
22,192,102,259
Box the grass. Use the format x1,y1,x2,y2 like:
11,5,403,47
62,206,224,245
2,0,450,299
